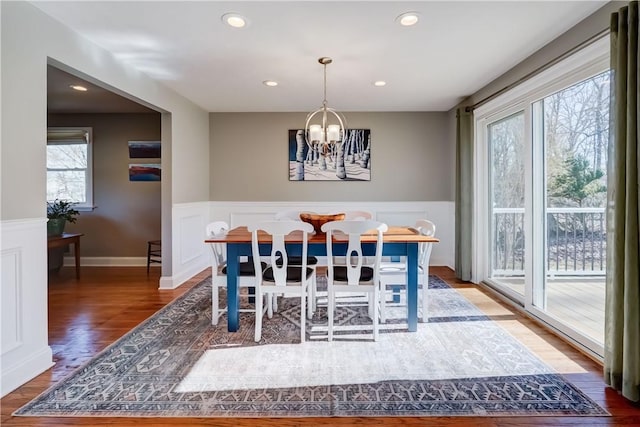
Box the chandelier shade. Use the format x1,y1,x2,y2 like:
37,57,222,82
304,57,347,149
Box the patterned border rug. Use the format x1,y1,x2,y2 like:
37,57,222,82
15,276,608,418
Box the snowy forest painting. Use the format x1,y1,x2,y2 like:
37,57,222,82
288,129,371,181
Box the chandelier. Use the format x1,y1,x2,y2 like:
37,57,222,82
304,57,346,153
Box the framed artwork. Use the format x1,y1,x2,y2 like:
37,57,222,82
128,140,161,158
129,163,161,181
288,129,371,181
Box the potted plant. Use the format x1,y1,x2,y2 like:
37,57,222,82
47,199,79,236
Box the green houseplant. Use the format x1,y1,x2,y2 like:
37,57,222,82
47,199,79,236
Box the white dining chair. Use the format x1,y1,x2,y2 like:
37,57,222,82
206,221,268,326
379,219,435,323
321,219,388,341
274,209,302,221
273,210,320,314
249,220,316,343
344,210,373,220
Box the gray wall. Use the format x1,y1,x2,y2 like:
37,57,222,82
462,1,620,109
48,113,161,257
210,112,453,202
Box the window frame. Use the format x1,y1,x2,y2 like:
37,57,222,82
47,126,94,211
473,36,609,285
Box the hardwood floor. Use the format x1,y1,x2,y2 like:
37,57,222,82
1,266,639,426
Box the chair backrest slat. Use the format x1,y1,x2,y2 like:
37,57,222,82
270,233,288,284
345,233,364,284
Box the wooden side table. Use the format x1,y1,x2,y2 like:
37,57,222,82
48,232,83,279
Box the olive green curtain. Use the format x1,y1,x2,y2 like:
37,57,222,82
605,0,640,403
455,108,473,282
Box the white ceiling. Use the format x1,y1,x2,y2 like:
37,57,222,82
47,65,158,113
35,1,608,113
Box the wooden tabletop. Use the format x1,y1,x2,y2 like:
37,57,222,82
205,226,439,244
47,232,84,243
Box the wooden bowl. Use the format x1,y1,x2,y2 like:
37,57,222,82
299,212,345,234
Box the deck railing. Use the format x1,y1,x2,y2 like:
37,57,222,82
492,207,606,276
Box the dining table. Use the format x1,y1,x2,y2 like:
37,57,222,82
205,225,439,333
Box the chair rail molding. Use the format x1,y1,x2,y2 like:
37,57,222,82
0,218,54,397
208,201,455,269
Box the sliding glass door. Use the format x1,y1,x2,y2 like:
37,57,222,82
475,37,609,357
488,111,526,299
535,71,609,348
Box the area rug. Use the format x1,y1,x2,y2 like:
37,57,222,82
14,276,608,418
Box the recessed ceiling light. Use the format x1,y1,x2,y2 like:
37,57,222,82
263,80,278,87
395,12,420,26
222,13,248,28
373,81,387,87
69,85,88,91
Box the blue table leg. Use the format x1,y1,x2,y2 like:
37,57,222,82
226,244,240,332
406,243,418,332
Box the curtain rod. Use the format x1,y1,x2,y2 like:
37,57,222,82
465,29,609,113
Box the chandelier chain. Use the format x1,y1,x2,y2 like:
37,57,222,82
323,62,328,107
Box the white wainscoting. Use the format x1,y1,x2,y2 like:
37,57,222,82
208,201,455,268
160,202,211,290
0,218,54,397
66,200,454,292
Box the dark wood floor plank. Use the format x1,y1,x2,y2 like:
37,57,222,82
1,266,639,426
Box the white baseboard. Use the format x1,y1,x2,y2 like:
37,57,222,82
63,256,159,267
159,258,209,290
1,346,53,397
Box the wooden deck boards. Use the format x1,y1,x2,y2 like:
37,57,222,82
496,277,605,343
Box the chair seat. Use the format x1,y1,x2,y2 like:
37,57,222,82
277,256,318,266
222,261,266,276
263,266,314,283
332,266,374,282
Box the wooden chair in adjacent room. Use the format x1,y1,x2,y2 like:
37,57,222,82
146,239,162,274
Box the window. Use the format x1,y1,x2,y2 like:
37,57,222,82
47,127,93,210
